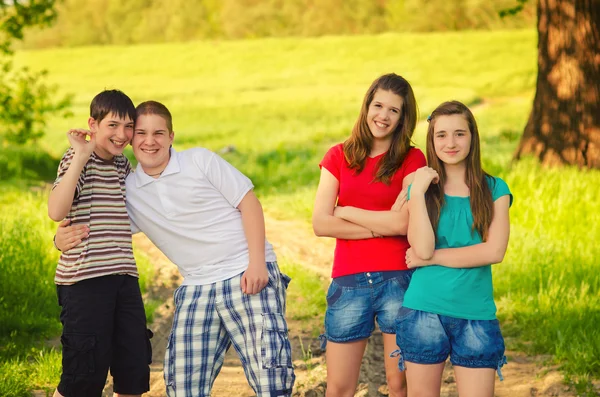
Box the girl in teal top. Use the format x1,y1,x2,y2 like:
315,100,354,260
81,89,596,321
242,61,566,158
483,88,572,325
395,101,512,397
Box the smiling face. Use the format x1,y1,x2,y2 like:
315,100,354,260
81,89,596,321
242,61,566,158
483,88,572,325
88,112,134,160
132,114,174,175
432,114,472,166
366,89,403,144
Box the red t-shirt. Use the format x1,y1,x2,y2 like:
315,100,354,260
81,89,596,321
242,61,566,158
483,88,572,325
319,143,426,277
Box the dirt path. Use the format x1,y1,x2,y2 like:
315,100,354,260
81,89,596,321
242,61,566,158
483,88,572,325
102,215,585,397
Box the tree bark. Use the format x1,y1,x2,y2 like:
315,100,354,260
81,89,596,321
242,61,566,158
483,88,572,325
515,0,600,168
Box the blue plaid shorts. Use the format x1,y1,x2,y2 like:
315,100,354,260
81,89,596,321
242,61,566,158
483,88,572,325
164,261,295,397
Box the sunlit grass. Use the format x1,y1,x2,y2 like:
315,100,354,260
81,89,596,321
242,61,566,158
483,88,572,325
2,28,598,393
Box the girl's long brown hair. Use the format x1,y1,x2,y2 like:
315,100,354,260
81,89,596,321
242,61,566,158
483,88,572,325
343,73,418,184
425,101,494,241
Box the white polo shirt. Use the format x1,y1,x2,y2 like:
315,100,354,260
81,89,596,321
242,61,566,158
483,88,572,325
125,147,277,285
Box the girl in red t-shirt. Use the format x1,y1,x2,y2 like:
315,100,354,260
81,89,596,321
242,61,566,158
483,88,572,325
313,73,426,397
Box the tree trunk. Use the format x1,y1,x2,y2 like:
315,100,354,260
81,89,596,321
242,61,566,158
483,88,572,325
515,0,600,168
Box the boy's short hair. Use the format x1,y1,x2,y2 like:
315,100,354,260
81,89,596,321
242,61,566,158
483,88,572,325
136,101,173,132
90,89,136,123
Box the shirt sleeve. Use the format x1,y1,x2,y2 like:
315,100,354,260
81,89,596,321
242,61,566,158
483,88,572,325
199,149,254,208
491,177,513,207
319,144,344,180
53,147,85,199
402,148,427,177
130,217,141,235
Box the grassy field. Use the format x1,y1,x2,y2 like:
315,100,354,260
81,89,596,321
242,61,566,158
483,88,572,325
0,182,155,396
2,29,599,395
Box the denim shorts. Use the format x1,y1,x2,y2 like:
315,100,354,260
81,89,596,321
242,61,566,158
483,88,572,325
395,307,507,380
322,270,413,346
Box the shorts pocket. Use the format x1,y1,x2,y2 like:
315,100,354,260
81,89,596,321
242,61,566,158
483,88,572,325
326,281,344,307
145,328,154,364
261,313,293,369
396,306,417,322
61,333,96,375
280,272,291,289
164,332,175,387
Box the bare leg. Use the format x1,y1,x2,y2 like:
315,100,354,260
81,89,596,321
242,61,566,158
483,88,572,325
382,333,407,397
325,339,368,397
405,361,445,397
454,366,495,397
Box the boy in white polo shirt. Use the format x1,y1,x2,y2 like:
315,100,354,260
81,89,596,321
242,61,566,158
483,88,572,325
56,100,295,397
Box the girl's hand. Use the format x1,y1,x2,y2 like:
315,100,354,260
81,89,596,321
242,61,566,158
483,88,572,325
67,129,96,159
405,247,431,269
410,166,439,195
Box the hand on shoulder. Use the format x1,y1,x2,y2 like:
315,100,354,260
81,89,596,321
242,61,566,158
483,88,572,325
411,166,439,195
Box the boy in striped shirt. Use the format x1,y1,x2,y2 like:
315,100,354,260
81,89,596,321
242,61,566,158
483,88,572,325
48,90,151,397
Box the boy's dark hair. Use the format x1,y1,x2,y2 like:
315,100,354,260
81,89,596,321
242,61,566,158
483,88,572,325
90,89,136,123
136,100,173,132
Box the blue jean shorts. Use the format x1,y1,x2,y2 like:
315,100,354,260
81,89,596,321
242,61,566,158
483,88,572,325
395,307,507,379
322,270,413,347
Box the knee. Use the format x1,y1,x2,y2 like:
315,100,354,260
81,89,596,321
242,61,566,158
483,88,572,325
326,383,356,397
386,372,407,397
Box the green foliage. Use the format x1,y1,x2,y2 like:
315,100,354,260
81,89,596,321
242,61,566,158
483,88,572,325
0,0,57,54
0,144,59,180
22,0,536,48
0,60,72,145
500,0,531,18
0,0,72,145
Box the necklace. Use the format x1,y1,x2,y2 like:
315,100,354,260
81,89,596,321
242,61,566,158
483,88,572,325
147,171,163,177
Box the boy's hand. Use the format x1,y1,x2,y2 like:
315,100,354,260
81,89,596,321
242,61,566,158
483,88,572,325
241,263,269,295
391,187,408,211
55,219,89,252
67,129,96,159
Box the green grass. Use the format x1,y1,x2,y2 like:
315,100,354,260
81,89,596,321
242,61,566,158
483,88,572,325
280,261,327,321
495,160,600,394
0,183,155,396
14,29,536,158
1,28,598,393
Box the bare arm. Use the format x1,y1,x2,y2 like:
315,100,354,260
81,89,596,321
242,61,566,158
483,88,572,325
312,167,376,239
406,195,511,268
238,190,269,294
333,171,416,236
406,167,439,260
48,130,95,221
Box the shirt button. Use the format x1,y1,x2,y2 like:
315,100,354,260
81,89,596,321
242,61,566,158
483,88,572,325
368,280,373,284
366,272,371,276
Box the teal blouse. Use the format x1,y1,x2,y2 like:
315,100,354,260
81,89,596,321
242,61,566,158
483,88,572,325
403,176,512,320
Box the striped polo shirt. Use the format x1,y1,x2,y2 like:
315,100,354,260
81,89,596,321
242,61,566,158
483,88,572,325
53,148,138,285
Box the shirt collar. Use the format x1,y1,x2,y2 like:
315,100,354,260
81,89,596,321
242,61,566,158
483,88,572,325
134,147,180,187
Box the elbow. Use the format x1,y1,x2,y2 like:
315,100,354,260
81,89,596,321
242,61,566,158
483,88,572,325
312,222,329,237
48,208,64,222
312,217,326,237
414,246,434,261
491,248,507,264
